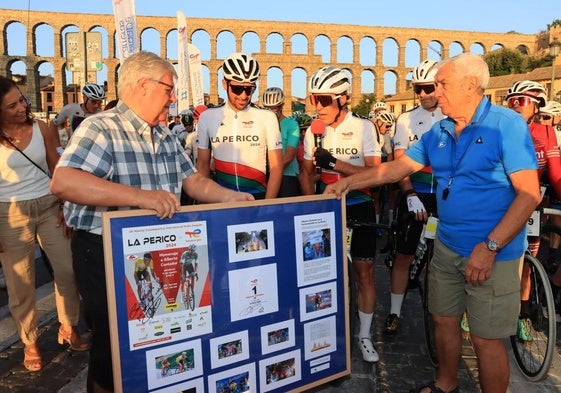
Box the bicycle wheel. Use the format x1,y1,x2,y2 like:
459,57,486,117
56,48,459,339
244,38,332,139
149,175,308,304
419,241,438,368
188,283,196,311
510,253,556,381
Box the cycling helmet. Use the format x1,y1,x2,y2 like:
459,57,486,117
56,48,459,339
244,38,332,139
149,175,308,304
222,53,260,84
143,253,152,259
261,87,285,107
292,112,312,129
542,100,561,117
368,111,377,119
371,102,388,112
377,110,396,125
308,66,351,95
193,104,207,120
506,80,547,107
188,244,197,252
411,59,438,84
82,83,106,100
180,110,194,126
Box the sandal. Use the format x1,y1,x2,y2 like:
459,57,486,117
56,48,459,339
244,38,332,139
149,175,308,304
410,381,459,393
23,343,42,372
58,325,89,351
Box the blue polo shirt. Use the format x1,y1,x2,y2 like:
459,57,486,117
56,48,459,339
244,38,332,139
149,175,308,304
406,97,538,260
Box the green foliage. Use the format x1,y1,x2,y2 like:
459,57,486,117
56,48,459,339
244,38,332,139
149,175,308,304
483,47,552,77
351,93,377,117
548,19,561,29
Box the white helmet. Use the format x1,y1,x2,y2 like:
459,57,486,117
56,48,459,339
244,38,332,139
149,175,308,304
308,66,351,95
371,102,388,112
82,83,106,100
261,87,285,106
542,100,561,117
222,53,260,84
507,80,547,107
377,110,396,124
412,59,437,84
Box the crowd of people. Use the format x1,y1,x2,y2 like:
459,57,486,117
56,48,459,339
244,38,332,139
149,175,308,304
1,48,561,393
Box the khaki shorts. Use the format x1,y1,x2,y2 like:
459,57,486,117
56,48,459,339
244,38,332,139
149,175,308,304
428,238,521,339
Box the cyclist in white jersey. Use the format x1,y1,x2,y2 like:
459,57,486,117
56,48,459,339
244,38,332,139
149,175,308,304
48,83,105,151
197,53,283,199
384,59,446,335
302,66,382,363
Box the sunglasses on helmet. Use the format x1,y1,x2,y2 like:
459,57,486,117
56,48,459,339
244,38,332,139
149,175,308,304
507,96,537,108
228,83,254,96
413,84,436,95
309,94,342,107
537,113,552,120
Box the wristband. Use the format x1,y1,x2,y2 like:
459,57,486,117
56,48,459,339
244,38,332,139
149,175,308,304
404,189,416,197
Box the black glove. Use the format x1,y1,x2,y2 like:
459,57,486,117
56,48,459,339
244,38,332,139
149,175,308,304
315,147,337,170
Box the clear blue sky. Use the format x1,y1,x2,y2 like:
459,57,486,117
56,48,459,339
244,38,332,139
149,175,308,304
2,0,558,34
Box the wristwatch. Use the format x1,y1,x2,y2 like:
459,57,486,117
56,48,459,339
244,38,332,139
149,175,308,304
485,238,500,252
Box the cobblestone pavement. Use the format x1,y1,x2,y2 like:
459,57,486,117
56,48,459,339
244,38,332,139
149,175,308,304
1,250,561,392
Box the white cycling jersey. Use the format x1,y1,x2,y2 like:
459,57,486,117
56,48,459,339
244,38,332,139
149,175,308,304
303,111,381,204
393,105,445,193
52,103,100,133
197,104,282,194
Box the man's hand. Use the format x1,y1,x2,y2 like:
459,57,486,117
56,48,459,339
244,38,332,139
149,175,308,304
465,242,496,286
314,147,337,170
407,195,427,221
324,179,349,199
137,190,181,219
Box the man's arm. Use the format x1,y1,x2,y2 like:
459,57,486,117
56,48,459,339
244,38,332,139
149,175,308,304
265,148,283,199
182,172,254,203
282,146,297,169
324,154,424,198
300,158,316,195
465,169,541,286
51,166,181,219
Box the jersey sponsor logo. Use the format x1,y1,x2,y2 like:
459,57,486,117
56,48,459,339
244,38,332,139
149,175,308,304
327,147,359,155
242,120,255,127
408,134,419,142
341,131,354,138
185,229,202,238
210,135,260,143
127,234,177,246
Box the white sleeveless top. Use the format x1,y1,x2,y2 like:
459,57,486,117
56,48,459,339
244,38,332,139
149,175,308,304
0,121,51,202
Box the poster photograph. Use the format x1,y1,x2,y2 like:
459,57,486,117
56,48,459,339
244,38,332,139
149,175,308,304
260,319,296,356
293,212,337,286
303,315,337,360
227,220,275,262
151,377,203,393
259,349,302,392
209,330,250,369
145,339,203,390
299,281,338,323
228,263,279,322
207,363,256,393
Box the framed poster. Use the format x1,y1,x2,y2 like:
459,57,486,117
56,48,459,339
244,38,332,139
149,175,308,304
102,194,349,392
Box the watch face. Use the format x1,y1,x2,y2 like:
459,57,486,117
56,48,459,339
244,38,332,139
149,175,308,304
487,240,498,251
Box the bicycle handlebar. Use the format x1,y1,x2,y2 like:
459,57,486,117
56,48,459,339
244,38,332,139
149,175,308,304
346,219,391,230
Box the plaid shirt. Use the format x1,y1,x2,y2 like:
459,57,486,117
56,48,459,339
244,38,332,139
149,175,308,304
57,101,195,234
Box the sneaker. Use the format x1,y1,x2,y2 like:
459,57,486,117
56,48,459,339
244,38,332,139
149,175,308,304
460,312,470,333
384,313,401,334
358,337,379,362
517,317,533,342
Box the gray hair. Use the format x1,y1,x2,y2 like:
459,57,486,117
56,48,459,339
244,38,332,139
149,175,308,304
117,51,177,97
437,52,490,93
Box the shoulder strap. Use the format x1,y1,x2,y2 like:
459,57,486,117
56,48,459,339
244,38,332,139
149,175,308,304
2,135,51,178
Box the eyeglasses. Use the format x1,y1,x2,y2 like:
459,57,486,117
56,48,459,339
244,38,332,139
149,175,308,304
537,114,553,120
309,94,341,107
228,83,254,96
150,79,175,96
413,84,436,95
507,96,536,108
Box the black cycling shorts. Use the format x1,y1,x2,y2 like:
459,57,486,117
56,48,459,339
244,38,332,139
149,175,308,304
347,202,377,260
395,192,438,255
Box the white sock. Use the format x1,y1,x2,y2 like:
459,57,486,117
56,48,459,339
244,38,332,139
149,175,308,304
375,214,380,224
388,209,394,220
358,310,373,339
390,293,405,316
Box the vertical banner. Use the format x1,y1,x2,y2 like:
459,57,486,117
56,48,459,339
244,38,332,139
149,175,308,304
176,11,191,114
188,43,205,107
112,0,138,65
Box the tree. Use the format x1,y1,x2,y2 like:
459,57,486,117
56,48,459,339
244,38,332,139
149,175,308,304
483,47,552,77
351,93,377,117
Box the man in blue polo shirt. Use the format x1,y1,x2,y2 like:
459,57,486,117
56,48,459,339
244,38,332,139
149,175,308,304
324,53,540,393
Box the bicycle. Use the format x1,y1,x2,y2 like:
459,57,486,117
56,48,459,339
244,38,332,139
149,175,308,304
509,206,560,382
182,273,197,311
139,278,156,318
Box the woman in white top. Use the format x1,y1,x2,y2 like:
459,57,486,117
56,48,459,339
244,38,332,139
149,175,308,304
0,76,87,372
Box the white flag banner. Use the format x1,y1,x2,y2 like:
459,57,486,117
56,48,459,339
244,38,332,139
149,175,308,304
112,0,138,65
176,11,191,114
188,43,205,107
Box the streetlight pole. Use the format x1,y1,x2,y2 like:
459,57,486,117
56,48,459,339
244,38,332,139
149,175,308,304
550,39,561,101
